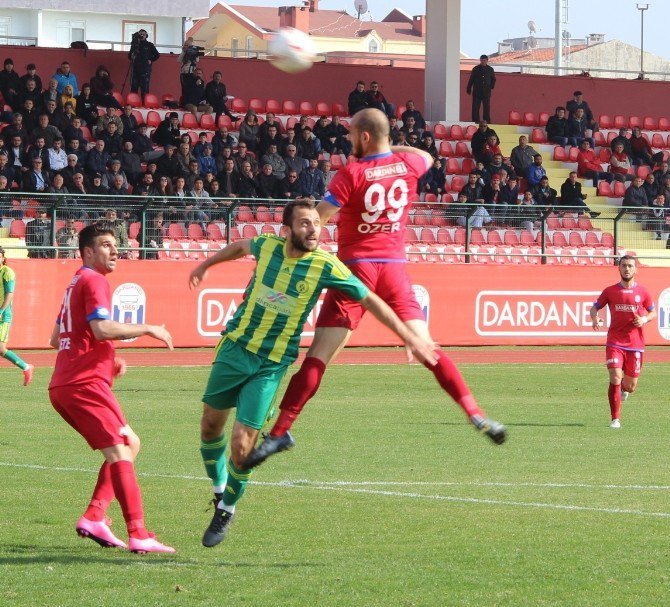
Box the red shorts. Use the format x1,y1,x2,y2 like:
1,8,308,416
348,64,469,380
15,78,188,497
317,261,424,331
605,346,643,378
49,381,129,451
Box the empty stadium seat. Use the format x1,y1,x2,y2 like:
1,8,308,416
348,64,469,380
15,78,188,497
599,114,613,129
613,182,627,197
146,110,161,128
597,181,613,197
255,206,273,222
503,230,520,246
433,124,448,139
538,112,550,126
143,93,160,109
261,224,277,235
199,114,215,130
232,98,247,113
465,125,477,140
568,146,579,162
282,100,298,115
236,205,254,222
449,176,465,192
643,116,658,130
461,158,476,174
242,224,259,238
546,215,560,230
531,128,547,144
9,219,25,238
422,194,438,204
312,101,329,115
167,223,186,239
636,165,651,179
553,146,568,161
652,133,665,149
187,224,204,239
568,231,584,247
594,131,606,146
522,112,537,126
470,229,486,245
249,98,264,113
419,228,436,244
206,223,224,240
439,141,454,157
561,215,578,229
437,228,453,244
129,221,141,239
599,148,612,162
445,158,460,174
330,154,346,169
229,227,242,241
455,142,471,158
585,231,601,247
628,116,642,129
508,111,522,125
449,124,464,140
181,113,199,129
126,92,142,107
332,102,347,117
80,126,93,141
264,99,281,114
613,115,626,129
298,101,314,115
486,230,503,245
659,117,670,131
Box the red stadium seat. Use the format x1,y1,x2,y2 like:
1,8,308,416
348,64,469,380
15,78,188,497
129,222,141,239
522,112,537,126
461,158,476,174
315,101,330,115
449,176,465,192
445,158,460,174
598,114,612,129
628,116,642,129
236,205,254,222
187,130,198,144
636,165,651,179
561,215,578,230
593,131,606,146
568,231,584,247
80,126,93,141
578,217,594,231
464,125,477,140
568,146,579,162
665,134,670,149
330,154,345,169
585,231,601,247
546,215,560,230
470,229,485,245
419,228,436,244
551,232,568,247
143,93,160,109
613,115,627,129
433,124,448,139
606,132,617,145
449,124,464,140
298,101,313,115
131,109,145,125
486,230,502,245
395,105,406,120
181,113,199,129
285,116,298,130
146,110,161,128
652,133,665,148
597,181,613,197
261,224,278,235
9,219,25,238
332,102,347,117
531,128,547,144
553,146,568,161
242,224,259,239
613,182,627,197
255,206,273,222
538,112,550,126
206,223,223,240
422,194,438,204
126,92,142,107
437,228,453,244
519,230,535,246
439,141,454,157
503,230,520,246
441,193,454,204
167,223,185,239
187,224,204,239
111,91,124,107
599,148,612,162
659,117,670,131
162,93,177,105
601,232,614,248
229,227,242,241
200,114,216,130
232,98,247,113
455,142,471,158
264,99,281,114
643,116,658,131
508,111,522,125
282,100,298,115
249,98,264,113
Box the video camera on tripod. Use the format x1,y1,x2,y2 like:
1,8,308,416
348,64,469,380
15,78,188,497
183,44,205,66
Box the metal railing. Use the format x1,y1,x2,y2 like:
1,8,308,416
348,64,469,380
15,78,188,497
1,194,667,263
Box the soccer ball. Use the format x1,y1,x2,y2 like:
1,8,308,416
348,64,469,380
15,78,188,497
268,27,316,74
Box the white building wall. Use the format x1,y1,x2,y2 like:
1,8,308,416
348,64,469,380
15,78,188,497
0,9,37,43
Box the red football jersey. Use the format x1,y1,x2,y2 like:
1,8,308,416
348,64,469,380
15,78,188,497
324,151,431,262
594,282,654,351
49,266,115,388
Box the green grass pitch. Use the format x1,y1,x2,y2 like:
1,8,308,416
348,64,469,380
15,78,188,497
2,360,670,607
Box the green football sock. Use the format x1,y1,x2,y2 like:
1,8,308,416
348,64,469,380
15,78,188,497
200,434,228,488
2,350,28,371
222,459,252,508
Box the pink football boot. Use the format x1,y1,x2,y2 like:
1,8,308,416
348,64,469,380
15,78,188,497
76,516,127,548
129,534,176,554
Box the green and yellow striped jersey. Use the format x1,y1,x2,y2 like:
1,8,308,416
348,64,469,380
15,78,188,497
225,235,369,365
0,265,16,322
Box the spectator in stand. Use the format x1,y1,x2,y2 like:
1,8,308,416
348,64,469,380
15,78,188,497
609,142,634,183
107,176,130,211
89,172,109,195
25,208,52,258
212,126,237,157
296,126,321,161
487,153,514,182
400,115,423,140
53,61,79,95
48,137,68,174
401,100,426,131
94,106,123,138
133,171,154,197
56,218,79,258
19,99,39,133
129,29,159,96
526,154,546,187
278,170,303,200
576,140,611,187
565,90,598,133
26,135,49,173
18,77,42,111
102,158,128,189
47,172,68,196
193,132,209,158
510,135,538,178
238,111,260,153
119,141,141,185
217,158,241,197
237,161,258,199
0,58,21,110
644,193,669,239
22,157,50,193
293,115,312,138
139,213,164,260
389,116,402,144
471,121,499,164
610,128,632,155
466,54,496,123
3,113,28,147
653,161,670,184
420,133,439,160
366,81,395,119
188,177,212,231
499,175,519,222
60,154,82,189
455,192,492,229
480,134,502,166
643,173,660,201
102,209,130,256
119,105,139,141
623,176,648,210
85,139,111,177
513,191,542,233
545,106,569,147
62,116,87,148
283,144,308,177
153,112,181,148
0,152,15,187
185,160,202,190
43,99,67,132
323,115,351,156
281,127,298,155
7,134,28,179
258,112,282,141
41,78,61,111
60,84,77,112
530,175,557,211
233,142,258,174
419,158,445,197
99,121,123,158
256,163,279,199
258,123,283,157
75,83,99,127
319,159,333,190
298,158,326,200
198,144,217,177
460,172,485,203
567,108,595,148
482,174,504,212
89,65,121,109
560,171,598,216
348,80,368,115
630,126,660,167
406,133,420,148
183,76,212,116
19,63,42,94
312,115,331,149
131,124,154,159
260,142,286,180
61,101,78,129
67,172,89,211
204,71,237,125
395,131,410,147
156,145,181,180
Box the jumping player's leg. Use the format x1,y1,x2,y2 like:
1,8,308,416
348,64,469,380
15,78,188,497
0,329,33,385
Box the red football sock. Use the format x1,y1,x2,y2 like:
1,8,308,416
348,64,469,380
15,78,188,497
84,462,114,522
423,350,484,418
270,357,327,437
608,383,621,420
109,460,149,539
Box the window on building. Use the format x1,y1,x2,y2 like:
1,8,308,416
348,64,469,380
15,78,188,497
368,39,379,53
56,20,85,47
231,38,239,58
122,22,156,50
0,17,9,45
245,36,253,58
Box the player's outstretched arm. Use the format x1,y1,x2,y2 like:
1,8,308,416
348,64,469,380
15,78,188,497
361,292,438,366
390,145,434,168
188,239,252,290
89,320,173,349
315,200,340,224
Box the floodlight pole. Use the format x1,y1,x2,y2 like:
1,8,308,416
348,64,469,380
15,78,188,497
637,3,649,79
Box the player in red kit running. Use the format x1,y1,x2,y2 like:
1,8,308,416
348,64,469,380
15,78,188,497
48,223,176,554
590,255,655,429
245,108,506,469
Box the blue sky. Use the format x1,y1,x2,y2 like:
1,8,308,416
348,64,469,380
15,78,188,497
225,0,669,60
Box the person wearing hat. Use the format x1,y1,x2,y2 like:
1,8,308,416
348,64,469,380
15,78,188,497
466,54,496,123
566,90,598,132
152,112,181,148
20,63,42,94
89,172,109,196
102,158,128,189
94,105,123,138
0,58,21,112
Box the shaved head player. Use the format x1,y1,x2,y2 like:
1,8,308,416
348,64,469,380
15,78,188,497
246,108,507,469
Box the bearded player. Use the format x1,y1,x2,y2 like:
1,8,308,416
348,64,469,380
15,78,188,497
245,108,506,469
589,255,655,429
49,223,175,553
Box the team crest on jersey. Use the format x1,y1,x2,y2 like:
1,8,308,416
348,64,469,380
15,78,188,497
658,287,670,341
112,283,146,341
295,280,309,294
412,284,430,324
364,163,407,181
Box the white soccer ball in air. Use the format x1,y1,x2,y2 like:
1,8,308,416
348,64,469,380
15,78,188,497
268,27,316,74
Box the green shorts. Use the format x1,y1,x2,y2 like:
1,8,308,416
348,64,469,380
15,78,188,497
202,337,288,430
0,321,10,343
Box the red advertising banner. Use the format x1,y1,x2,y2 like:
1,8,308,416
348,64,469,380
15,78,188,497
9,260,670,348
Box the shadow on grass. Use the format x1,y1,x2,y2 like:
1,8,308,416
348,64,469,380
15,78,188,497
416,422,585,428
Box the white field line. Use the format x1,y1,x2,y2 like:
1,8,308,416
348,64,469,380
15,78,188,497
2,461,670,519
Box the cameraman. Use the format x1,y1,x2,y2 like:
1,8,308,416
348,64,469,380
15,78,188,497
205,71,237,125
179,38,206,108
128,29,159,96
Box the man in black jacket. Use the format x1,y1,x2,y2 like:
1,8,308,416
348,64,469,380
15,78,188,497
347,81,368,116
559,171,597,216
205,71,237,125
546,107,569,147
153,112,181,148
466,55,496,123
565,91,598,132
129,29,159,96
0,58,21,111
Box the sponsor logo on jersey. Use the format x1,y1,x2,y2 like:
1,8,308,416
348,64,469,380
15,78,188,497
112,283,146,341
475,290,606,337
614,304,637,313
412,285,430,324
657,287,670,341
364,163,408,181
